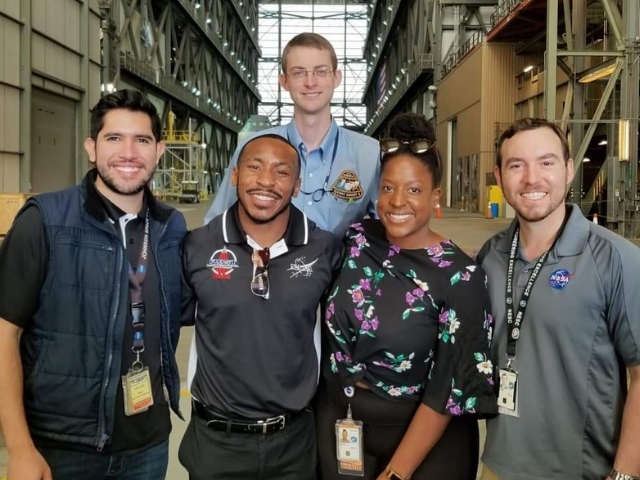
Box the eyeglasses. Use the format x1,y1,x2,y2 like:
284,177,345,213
251,247,270,298
380,138,436,154
286,67,334,81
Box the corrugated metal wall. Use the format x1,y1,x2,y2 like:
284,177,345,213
0,0,101,193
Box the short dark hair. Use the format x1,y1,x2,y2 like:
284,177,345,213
281,33,338,72
496,117,570,168
381,112,442,188
237,134,301,176
90,89,162,142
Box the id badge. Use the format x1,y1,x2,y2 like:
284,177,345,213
335,419,364,476
122,366,154,416
497,368,519,417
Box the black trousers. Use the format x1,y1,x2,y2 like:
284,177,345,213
179,406,317,480
314,380,479,480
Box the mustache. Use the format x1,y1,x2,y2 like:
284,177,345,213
246,188,282,200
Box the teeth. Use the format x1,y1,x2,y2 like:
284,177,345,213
388,213,412,220
304,93,320,97
521,192,546,200
115,166,140,173
254,194,275,201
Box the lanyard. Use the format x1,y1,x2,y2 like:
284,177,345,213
128,210,150,354
504,229,552,366
288,129,340,198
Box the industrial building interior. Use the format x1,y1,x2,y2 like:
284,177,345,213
0,0,639,477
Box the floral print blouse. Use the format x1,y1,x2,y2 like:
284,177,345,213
324,220,497,417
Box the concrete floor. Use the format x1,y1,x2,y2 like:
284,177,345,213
0,200,511,479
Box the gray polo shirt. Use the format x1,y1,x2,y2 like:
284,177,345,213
182,204,342,419
478,204,640,480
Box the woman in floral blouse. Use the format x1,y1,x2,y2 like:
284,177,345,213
316,113,496,480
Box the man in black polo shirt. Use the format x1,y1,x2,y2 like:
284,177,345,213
0,90,186,480
179,134,342,480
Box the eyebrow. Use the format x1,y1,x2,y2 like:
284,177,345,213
504,152,559,164
102,132,154,140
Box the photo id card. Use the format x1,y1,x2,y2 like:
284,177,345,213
335,419,364,476
122,366,154,416
497,368,519,417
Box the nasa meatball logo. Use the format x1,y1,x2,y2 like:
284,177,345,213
549,269,572,290
207,247,239,280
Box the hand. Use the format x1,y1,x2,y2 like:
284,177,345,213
7,446,52,480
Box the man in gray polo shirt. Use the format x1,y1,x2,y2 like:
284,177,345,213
477,118,640,480
179,134,342,479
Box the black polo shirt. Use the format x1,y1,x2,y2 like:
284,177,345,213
0,191,170,453
182,203,343,419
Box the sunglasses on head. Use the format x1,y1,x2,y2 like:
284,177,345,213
380,138,436,154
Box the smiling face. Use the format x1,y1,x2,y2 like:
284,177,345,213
495,126,574,225
84,108,164,198
232,136,301,226
279,46,342,118
377,154,441,249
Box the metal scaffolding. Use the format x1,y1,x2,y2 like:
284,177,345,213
98,0,262,187
544,0,640,236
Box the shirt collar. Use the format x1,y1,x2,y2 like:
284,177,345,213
94,183,147,222
286,118,338,158
495,204,586,258
222,202,310,247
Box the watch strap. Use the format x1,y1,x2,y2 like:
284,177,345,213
609,469,640,480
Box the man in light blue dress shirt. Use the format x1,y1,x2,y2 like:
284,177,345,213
204,32,380,236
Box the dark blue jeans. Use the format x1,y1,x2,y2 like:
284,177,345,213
37,439,169,480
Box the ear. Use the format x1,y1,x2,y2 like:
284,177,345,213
333,69,343,89
565,158,575,185
432,187,442,205
279,73,289,92
292,176,301,198
84,138,96,164
231,166,239,187
156,141,166,164
494,165,503,189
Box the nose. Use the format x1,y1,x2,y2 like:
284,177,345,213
522,164,539,185
304,71,318,87
256,169,276,187
389,190,406,207
118,138,137,160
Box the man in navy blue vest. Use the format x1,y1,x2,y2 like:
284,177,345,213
0,90,187,480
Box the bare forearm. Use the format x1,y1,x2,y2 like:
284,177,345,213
612,367,640,477
0,321,34,452
386,403,450,479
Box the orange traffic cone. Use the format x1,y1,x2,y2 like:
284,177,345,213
485,202,493,219
435,204,442,218
592,213,598,224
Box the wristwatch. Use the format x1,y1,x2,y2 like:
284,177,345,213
385,465,408,480
609,469,640,480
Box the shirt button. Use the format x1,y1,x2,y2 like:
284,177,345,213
523,269,529,273
309,173,314,177
308,201,313,206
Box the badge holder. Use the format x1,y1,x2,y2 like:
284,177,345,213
497,357,519,417
336,386,364,476
122,302,154,416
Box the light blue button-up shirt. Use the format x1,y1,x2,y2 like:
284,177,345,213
204,120,380,236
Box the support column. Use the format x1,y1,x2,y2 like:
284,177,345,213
620,0,640,236
78,0,90,181
544,0,558,121
569,0,586,203
19,0,32,192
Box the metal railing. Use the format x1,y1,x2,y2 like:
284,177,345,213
489,0,525,26
441,30,486,77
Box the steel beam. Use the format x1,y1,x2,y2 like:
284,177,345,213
19,0,31,192
544,0,558,121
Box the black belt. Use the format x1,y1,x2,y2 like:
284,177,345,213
192,400,302,435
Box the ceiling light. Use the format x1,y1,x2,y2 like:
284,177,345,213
582,157,591,163
523,65,534,73
598,139,607,146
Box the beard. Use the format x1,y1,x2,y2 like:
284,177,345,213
96,162,155,196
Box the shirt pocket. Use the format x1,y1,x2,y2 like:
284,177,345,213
53,236,115,292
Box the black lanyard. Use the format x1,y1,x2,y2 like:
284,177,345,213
287,129,340,199
128,210,150,353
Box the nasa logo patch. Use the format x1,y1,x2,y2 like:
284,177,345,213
549,269,572,290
